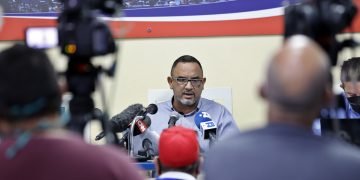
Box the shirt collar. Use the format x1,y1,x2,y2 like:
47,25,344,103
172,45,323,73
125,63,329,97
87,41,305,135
158,171,197,180
170,97,201,117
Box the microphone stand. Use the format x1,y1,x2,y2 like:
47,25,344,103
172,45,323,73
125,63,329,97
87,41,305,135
128,115,143,157
117,130,129,149
208,133,216,147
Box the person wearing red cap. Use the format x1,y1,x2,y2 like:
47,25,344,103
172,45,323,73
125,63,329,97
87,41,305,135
155,126,200,180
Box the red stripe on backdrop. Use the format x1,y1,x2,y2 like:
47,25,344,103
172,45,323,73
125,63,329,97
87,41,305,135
0,16,284,40
1,15,360,41
0,17,57,41
110,16,284,38
351,2,360,33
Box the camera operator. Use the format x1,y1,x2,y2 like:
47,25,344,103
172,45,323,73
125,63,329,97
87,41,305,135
0,44,144,180
339,57,360,118
284,0,360,136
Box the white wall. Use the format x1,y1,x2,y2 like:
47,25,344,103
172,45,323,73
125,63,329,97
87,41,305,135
1,33,359,134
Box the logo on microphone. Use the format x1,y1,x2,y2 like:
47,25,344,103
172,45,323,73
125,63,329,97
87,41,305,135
200,121,216,131
205,121,215,128
136,120,148,133
199,112,211,119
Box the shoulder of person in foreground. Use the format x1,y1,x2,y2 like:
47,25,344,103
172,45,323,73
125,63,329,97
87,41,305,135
76,141,146,180
321,137,360,163
202,131,243,180
69,133,147,180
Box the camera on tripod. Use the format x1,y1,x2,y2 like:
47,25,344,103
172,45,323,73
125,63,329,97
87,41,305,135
284,0,358,66
56,0,122,134
58,0,122,57
23,0,123,139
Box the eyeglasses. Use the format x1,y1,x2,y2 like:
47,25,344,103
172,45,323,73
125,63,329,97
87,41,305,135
172,77,204,87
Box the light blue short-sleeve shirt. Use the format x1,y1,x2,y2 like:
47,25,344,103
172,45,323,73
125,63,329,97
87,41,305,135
132,97,239,155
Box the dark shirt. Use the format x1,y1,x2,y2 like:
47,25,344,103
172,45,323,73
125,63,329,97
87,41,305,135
204,123,360,180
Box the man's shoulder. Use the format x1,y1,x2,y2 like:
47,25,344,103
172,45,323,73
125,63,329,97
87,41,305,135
199,98,227,111
58,139,142,174
322,139,360,162
155,100,172,109
0,136,143,180
77,141,131,162
208,126,317,154
200,97,217,105
209,127,360,161
40,135,132,164
214,128,261,142
205,127,360,180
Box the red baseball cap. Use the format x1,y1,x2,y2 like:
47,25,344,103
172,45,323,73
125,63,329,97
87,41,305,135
158,126,199,168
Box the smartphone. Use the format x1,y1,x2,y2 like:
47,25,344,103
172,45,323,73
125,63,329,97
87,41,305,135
25,27,58,49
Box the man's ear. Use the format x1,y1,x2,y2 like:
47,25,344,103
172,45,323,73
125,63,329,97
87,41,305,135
201,77,206,90
259,83,267,100
323,85,335,107
167,76,173,89
0,120,11,134
340,83,344,89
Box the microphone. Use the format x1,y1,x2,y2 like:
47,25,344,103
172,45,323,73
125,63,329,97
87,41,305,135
95,115,152,141
168,111,180,128
136,103,158,117
138,138,155,159
133,115,152,135
108,104,143,133
133,104,157,134
95,103,155,141
136,130,159,161
129,104,158,156
194,111,217,141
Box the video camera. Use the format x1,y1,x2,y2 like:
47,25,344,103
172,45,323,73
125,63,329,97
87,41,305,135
56,0,122,134
58,0,122,57
284,0,358,66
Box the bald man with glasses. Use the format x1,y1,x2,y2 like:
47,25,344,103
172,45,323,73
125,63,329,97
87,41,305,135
133,55,239,156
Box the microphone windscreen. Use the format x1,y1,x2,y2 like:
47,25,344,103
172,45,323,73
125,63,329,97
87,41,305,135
146,104,158,115
111,103,143,132
168,111,180,128
194,111,212,129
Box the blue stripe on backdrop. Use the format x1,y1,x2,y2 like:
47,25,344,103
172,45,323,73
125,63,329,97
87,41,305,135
124,0,284,17
4,0,298,18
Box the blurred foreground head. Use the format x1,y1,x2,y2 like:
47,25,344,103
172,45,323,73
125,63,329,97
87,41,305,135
0,44,61,122
157,126,200,177
260,35,333,127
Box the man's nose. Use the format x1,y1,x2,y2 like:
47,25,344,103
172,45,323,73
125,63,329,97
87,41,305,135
184,80,194,89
